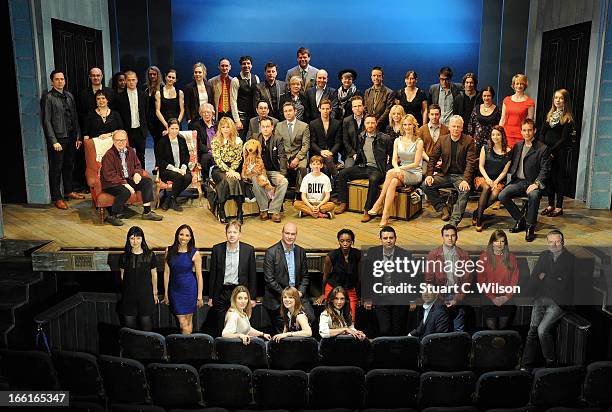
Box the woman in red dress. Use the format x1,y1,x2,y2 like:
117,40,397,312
499,74,535,148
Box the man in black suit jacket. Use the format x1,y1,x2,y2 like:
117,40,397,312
263,222,313,332
362,226,417,337
342,95,365,168
427,66,463,126
209,221,257,336
117,70,148,168
498,119,550,241
409,290,451,339
305,69,339,120
253,62,286,120
310,98,342,179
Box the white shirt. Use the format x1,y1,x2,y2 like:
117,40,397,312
127,88,140,129
428,122,441,144
299,172,332,204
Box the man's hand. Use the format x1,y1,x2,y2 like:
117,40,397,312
133,173,142,184
425,176,434,186
526,183,539,194
53,143,63,151
124,184,135,194
289,158,299,169
538,272,546,280
458,180,470,192
235,121,243,130
321,150,332,158
75,140,82,150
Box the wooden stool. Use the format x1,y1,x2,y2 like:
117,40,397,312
347,179,422,220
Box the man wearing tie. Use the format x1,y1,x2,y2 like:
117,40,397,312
364,66,394,129
285,47,319,93
230,56,259,138
263,223,313,333
274,102,310,190
208,220,257,336
247,101,278,139
117,70,148,168
209,58,234,120
305,69,339,120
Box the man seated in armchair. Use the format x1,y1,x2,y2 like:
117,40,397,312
100,130,163,226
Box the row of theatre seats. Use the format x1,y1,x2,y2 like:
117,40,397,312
0,346,610,411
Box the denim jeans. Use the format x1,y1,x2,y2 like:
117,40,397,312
498,179,542,226
522,297,564,367
251,171,288,213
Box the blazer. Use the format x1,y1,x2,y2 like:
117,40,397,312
209,241,257,301
418,123,450,156
183,80,214,125
263,241,309,310
410,301,451,339
189,118,215,157
427,83,463,115
117,88,148,136
274,119,310,161
209,74,234,115
305,86,339,120
249,133,288,175
254,80,287,119
529,248,575,305
309,117,341,156
364,245,415,304
285,65,319,92
363,85,394,127
342,115,364,158
155,135,190,171
247,116,278,140
507,140,550,188
100,146,144,190
424,245,473,302
426,133,477,182
355,131,393,173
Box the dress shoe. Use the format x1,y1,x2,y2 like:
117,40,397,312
510,218,526,233
471,210,478,226
271,213,281,223
525,225,536,242
65,192,85,200
541,206,554,216
105,215,124,226
259,211,269,221
171,197,183,212
54,200,68,210
548,209,563,217
440,206,451,221
361,211,373,223
161,197,171,211
142,211,163,221
334,203,348,214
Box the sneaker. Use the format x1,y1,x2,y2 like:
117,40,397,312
298,211,304,218
142,211,163,221
327,211,334,219
106,215,124,226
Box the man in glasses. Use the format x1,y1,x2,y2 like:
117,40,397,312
428,66,462,126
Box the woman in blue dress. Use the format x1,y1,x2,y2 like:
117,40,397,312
162,224,203,334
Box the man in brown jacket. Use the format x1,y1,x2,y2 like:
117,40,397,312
418,104,449,173
364,66,394,129
421,115,477,228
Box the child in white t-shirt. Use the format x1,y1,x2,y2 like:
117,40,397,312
294,155,335,218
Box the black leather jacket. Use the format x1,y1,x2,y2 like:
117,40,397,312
43,88,81,144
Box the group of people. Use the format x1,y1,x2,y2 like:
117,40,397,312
119,221,575,370
43,48,575,240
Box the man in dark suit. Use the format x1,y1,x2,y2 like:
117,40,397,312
254,62,286,120
498,118,550,242
427,66,463,126
274,102,310,190
263,222,313,332
363,66,394,129
362,226,416,337
310,98,342,179
409,290,451,339
305,69,339,120
117,70,148,168
208,221,257,336
422,115,477,228
342,95,365,168
456,73,482,125
335,114,393,222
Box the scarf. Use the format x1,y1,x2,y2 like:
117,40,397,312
549,109,563,127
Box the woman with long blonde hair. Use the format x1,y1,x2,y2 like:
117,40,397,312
385,104,406,139
222,286,270,344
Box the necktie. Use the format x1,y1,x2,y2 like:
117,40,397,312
301,70,307,86
288,122,293,137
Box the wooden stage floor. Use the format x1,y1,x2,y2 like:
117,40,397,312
3,196,611,253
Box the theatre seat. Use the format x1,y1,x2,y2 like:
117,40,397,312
475,370,531,410
252,369,308,410
421,332,471,371
84,138,148,224
146,363,203,408
119,327,166,365
110,405,164,412
267,336,318,371
0,349,59,390
309,365,365,409
166,333,215,369
365,368,419,409
52,350,106,403
319,335,371,368
531,366,584,409
214,336,267,370
370,336,420,370
98,355,151,404
472,330,522,372
419,371,475,409
583,361,612,407
200,364,252,409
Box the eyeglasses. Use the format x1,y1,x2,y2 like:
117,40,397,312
439,77,449,81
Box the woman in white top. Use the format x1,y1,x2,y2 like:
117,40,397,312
272,286,312,342
319,286,366,340
222,286,270,345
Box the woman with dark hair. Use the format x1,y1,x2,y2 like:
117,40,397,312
272,286,312,341
211,117,244,224
472,125,512,231
394,70,428,126
316,229,361,320
154,69,184,149
467,85,501,153
222,286,270,344
111,72,126,95
336,69,360,119
540,88,575,217
319,286,366,339
477,230,519,330
83,90,124,140
119,226,158,331
184,62,214,127
156,118,192,211
162,224,203,335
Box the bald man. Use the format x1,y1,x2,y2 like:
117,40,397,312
78,67,116,125
263,223,313,332
305,69,339,120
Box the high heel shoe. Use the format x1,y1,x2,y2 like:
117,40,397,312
218,203,228,224
368,205,381,216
